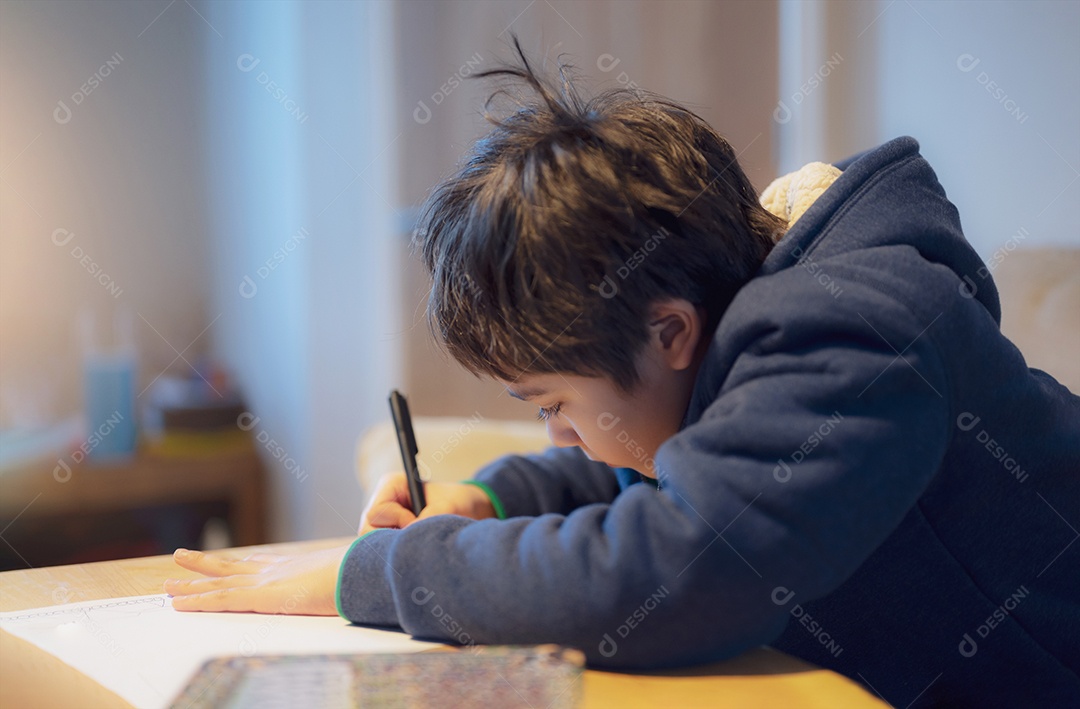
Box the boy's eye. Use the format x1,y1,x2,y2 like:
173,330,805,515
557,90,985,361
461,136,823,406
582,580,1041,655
536,402,562,422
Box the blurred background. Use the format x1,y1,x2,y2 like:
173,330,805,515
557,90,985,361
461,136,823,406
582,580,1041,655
1,0,1077,563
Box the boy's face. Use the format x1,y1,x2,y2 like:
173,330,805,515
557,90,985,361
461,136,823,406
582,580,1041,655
503,300,708,477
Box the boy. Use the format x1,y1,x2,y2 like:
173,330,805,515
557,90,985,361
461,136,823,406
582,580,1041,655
167,41,1080,705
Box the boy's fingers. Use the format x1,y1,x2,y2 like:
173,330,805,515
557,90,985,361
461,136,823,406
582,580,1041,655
242,553,285,563
164,574,257,596
171,549,263,577
373,473,411,504
416,504,453,521
416,497,479,521
364,502,415,530
170,588,253,613
359,474,412,533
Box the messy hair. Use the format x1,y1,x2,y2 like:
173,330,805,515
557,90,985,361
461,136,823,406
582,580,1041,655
414,36,784,391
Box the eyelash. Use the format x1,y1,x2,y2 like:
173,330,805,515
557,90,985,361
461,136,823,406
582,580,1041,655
536,403,562,421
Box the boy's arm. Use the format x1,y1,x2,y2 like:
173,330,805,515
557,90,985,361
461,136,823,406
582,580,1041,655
467,446,623,518
339,277,951,669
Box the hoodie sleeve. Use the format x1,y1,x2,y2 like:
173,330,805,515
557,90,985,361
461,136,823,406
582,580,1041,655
468,446,623,518
337,274,951,670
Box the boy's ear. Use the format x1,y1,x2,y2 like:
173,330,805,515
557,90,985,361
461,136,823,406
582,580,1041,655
646,299,702,371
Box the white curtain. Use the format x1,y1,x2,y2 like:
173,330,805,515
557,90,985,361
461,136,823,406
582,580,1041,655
202,0,399,540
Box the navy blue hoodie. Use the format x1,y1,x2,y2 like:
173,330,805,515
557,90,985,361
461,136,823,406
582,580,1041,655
338,137,1080,706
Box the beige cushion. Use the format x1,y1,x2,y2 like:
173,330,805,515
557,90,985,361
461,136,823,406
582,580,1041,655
994,248,1080,395
356,416,550,494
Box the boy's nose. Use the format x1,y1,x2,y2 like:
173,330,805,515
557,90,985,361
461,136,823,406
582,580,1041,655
546,417,582,448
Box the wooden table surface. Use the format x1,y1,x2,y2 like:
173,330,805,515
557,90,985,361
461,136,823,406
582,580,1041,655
0,538,886,708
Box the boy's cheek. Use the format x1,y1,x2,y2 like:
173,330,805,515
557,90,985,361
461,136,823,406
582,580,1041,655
576,440,611,465
578,439,622,468
578,444,601,462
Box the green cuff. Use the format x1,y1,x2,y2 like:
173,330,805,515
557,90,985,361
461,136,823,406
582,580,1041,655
336,529,389,619
461,480,507,520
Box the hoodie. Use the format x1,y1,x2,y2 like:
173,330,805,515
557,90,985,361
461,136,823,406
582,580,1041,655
338,136,1080,706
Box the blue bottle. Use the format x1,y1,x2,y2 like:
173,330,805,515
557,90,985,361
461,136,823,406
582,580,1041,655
82,353,138,462
79,306,138,463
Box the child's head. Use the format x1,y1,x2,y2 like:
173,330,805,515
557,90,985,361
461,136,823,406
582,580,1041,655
414,39,784,470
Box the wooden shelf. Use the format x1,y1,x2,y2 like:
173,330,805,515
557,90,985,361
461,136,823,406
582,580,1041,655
0,439,268,568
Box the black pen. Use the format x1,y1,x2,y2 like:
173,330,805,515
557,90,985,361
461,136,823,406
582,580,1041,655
389,389,426,516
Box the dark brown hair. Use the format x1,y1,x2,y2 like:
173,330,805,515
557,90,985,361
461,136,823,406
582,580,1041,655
414,36,784,391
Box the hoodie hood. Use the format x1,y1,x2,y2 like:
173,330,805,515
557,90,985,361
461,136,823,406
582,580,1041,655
758,136,1001,324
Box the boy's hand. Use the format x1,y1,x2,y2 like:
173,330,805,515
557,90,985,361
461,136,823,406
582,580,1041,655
359,473,496,536
165,543,350,615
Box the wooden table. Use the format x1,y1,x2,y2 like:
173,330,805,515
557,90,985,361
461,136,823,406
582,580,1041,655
0,538,886,708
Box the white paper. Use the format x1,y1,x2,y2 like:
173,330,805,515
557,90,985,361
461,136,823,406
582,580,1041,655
0,594,438,709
